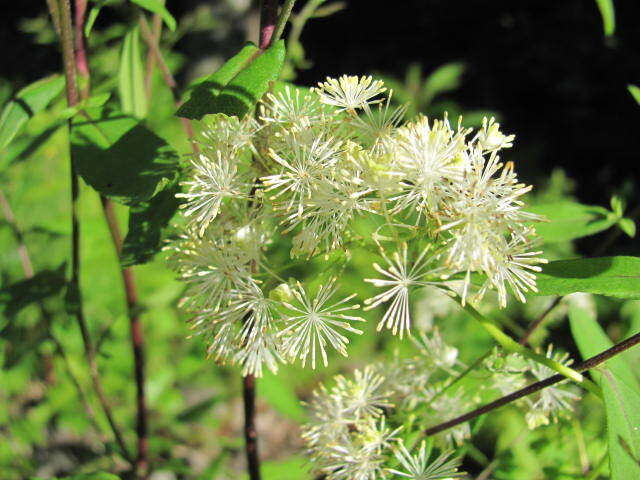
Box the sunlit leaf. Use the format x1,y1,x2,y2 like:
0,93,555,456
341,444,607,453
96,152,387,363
118,26,148,118
131,0,177,31
422,62,466,104
594,0,615,36
534,256,640,300
528,201,617,243
0,75,65,151
628,85,640,105
177,40,286,119
569,306,640,479
177,43,260,119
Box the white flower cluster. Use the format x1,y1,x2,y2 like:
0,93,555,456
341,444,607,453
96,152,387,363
168,74,546,376
302,332,580,478
301,331,468,479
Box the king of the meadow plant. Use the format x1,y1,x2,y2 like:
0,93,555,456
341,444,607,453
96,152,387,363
168,75,546,376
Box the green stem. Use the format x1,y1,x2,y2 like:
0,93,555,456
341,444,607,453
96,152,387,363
458,299,601,397
273,0,297,44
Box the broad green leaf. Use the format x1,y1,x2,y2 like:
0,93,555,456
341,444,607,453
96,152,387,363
177,43,260,119
0,264,67,317
177,40,286,120
534,256,640,300
569,306,640,478
0,75,65,150
628,84,640,105
422,62,466,104
594,0,615,36
118,26,148,118
528,201,617,243
121,180,180,266
213,40,286,118
71,108,179,204
131,0,176,31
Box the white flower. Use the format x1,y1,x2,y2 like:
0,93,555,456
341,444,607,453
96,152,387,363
262,134,341,217
177,150,248,236
198,114,259,156
391,115,469,218
334,365,394,418
364,243,444,338
525,345,580,428
314,75,386,111
168,228,253,312
279,278,365,368
352,93,407,154
387,441,466,479
475,116,514,152
259,85,323,129
412,328,459,370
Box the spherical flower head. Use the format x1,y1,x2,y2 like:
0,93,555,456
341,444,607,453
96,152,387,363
176,150,249,236
313,75,387,112
278,278,365,369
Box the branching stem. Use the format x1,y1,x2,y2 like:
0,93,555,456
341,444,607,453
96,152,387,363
425,332,640,436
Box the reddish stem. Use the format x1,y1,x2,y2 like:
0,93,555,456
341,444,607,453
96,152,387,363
259,0,279,49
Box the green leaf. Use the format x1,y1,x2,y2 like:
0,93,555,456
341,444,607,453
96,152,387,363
534,256,640,300
71,108,179,204
528,201,617,243
0,264,67,317
214,40,286,118
569,306,640,479
177,43,260,119
628,84,640,105
177,40,286,120
131,0,177,31
422,62,466,104
618,218,636,238
594,0,615,36
0,75,65,151
121,180,181,266
118,26,148,118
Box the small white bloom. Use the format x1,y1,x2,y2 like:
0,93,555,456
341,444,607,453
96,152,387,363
314,75,386,111
387,440,466,479
177,150,249,236
475,116,514,152
364,243,444,338
334,365,394,418
279,278,365,368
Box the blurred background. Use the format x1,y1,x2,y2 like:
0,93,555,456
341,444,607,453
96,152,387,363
1,1,639,479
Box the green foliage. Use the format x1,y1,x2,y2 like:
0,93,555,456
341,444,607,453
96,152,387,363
131,0,177,31
177,40,286,119
569,306,640,479
70,108,179,204
0,264,66,318
121,180,181,266
0,75,65,151
529,200,622,243
535,256,640,300
629,84,640,105
33,474,122,480
594,0,616,36
118,26,147,118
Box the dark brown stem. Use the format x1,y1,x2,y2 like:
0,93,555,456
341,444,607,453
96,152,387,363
48,0,134,465
425,332,640,437
243,374,261,480
101,197,149,479
259,0,279,49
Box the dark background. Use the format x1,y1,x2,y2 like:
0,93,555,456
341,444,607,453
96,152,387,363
2,0,639,250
